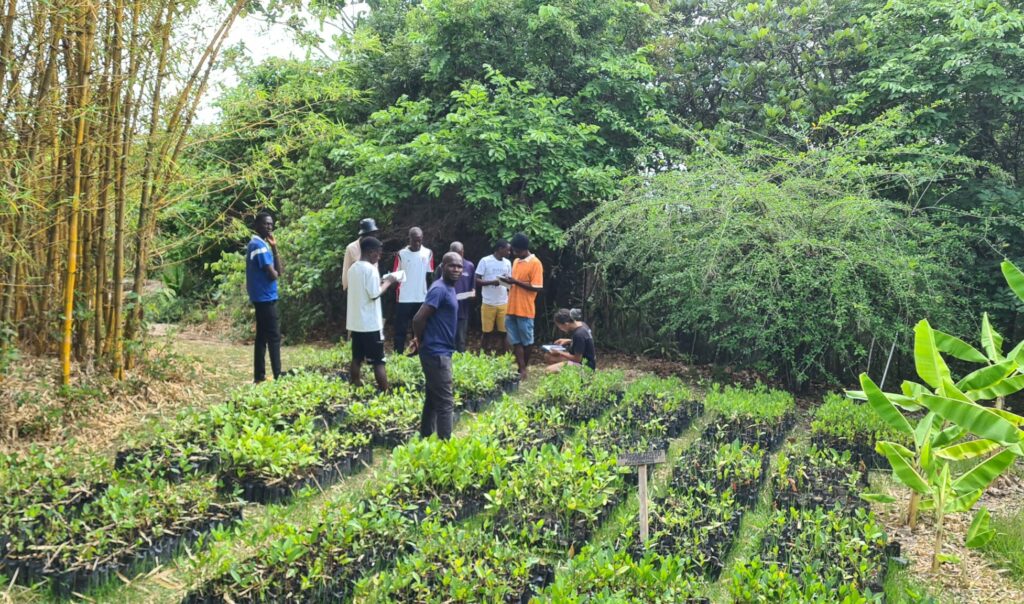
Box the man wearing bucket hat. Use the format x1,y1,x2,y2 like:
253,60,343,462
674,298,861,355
342,218,380,291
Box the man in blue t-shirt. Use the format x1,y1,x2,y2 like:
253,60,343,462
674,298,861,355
410,251,463,439
245,212,284,383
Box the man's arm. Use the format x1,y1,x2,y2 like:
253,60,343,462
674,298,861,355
475,274,499,287
409,303,435,354
373,275,397,300
425,250,435,286
342,245,355,290
266,234,283,278
507,278,542,292
255,240,279,281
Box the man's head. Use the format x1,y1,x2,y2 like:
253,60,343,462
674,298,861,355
510,233,530,259
493,239,510,260
441,252,464,285
408,227,423,251
254,212,274,238
360,236,384,264
358,218,379,238
449,241,464,256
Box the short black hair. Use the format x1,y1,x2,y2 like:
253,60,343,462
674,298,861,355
255,211,273,225
510,233,529,250
360,236,383,254
494,239,510,251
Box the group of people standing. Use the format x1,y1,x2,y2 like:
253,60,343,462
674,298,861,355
245,213,596,441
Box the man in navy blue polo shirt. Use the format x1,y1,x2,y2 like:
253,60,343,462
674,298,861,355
409,251,463,439
246,212,284,383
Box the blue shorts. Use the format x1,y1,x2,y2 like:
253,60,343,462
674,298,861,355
505,316,535,346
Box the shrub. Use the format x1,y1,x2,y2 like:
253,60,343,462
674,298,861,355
575,119,974,386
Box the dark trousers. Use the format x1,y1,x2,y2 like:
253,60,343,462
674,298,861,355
419,353,454,439
393,302,420,353
253,300,282,383
456,316,469,353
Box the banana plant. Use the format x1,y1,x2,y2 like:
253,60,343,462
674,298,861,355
854,317,1024,572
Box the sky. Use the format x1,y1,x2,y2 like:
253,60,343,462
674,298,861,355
195,2,370,124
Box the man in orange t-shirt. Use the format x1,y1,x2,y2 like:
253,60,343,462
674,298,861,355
501,233,544,380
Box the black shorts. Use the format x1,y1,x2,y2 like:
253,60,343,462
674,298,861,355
351,331,386,365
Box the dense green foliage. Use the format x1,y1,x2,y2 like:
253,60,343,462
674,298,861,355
163,0,1024,384
579,119,976,385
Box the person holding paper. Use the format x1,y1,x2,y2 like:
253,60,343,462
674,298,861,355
347,237,399,391
503,233,544,380
392,227,434,353
544,308,597,372
448,242,475,352
475,239,512,354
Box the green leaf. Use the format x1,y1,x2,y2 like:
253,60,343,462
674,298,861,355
971,374,1024,400
935,439,1001,461
946,489,982,514
914,412,935,451
956,359,1016,393
932,425,967,448
919,394,1021,444
860,493,897,504
860,373,913,436
1001,260,1024,304
934,330,987,363
952,450,1017,494
981,313,1004,362
966,508,996,548
915,320,950,389
989,407,1024,427
876,441,929,494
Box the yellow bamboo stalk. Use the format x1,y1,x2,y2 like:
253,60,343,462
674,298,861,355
60,0,96,386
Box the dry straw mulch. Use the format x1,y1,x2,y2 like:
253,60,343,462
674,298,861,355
874,473,1024,604
0,343,217,457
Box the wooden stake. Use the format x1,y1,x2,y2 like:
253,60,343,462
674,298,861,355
617,449,665,548
638,464,649,543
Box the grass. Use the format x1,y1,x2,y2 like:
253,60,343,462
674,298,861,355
883,560,947,603
979,506,1024,581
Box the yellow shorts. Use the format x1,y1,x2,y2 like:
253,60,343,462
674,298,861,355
481,303,507,333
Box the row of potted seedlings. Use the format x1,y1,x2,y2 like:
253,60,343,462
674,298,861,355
351,374,706,603
350,523,553,603
561,384,790,593
729,506,890,602
633,440,767,580
531,383,790,601
2,351,515,596
579,375,703,455
186,367,665,602
809,393,913,470
771,444,868,513
535,546,709,603
183,391,570,603
1,469,240,596
727,440,893,602
118,353,517,504
702,384,796,450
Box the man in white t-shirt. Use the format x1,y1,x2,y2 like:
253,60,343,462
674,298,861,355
391,226,434,353
347,237,398,390
341,218,379,291
475,239,512,354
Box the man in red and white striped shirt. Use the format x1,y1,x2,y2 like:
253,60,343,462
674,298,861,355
392,226,434,353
